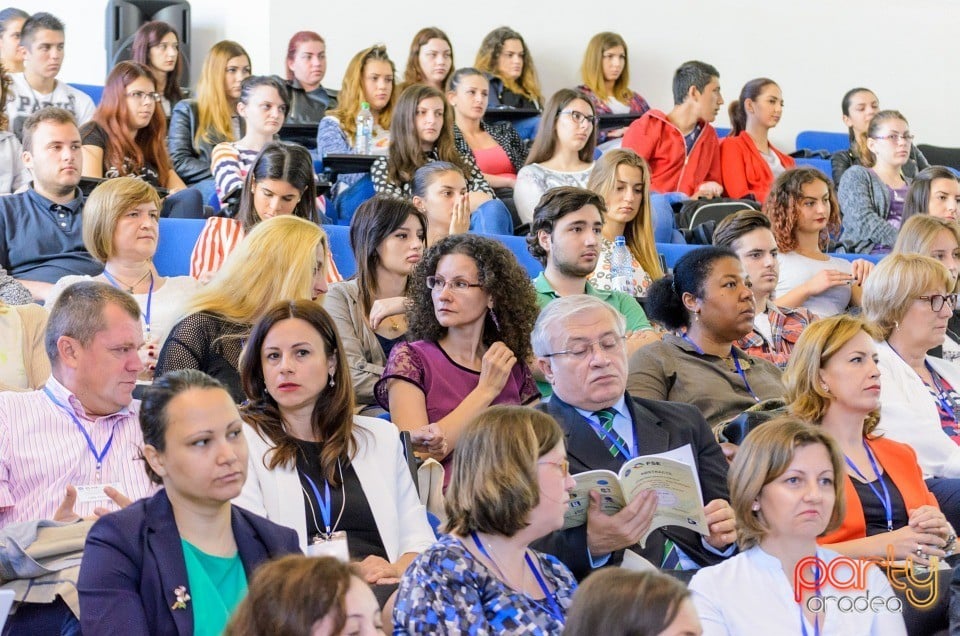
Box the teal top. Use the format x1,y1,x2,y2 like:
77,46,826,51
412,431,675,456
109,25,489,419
181,538,248,636
532,272,652,396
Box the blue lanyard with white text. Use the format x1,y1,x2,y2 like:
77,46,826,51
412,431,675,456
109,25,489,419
43,387,116,482
844,440,894,532
301,471,333,535
681,333,760,402
585,415,634,459
102,270,154,336
470,531,564,623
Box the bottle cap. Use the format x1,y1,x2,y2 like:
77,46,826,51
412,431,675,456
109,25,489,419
614,235,627,245
360,101,370,109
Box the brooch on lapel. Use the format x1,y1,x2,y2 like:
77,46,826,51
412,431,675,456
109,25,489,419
171,585,191,610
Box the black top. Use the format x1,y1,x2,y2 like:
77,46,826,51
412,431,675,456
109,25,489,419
80,121,161,187
375,332,402,360
292,437,388,561
852,471,909,536
154,311,248,403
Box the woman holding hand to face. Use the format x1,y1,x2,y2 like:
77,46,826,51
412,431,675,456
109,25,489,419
411,162,471,246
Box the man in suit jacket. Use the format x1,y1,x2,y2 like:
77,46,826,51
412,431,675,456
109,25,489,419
531,294,736,579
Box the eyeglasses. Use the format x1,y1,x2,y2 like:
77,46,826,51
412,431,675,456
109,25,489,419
538,458,569,477
918,294,958,312
560,110,596,127
127,91,162,104
425,276,483,292
871,132,914,144
542,335,625,360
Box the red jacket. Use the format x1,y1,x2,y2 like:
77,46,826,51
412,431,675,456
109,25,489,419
819,436,939,546
621,109,721,196
720,131,796,202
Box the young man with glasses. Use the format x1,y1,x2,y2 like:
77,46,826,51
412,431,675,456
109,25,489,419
530,294,736,581
5,12,95,139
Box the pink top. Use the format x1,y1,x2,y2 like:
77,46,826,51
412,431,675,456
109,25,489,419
472,144,515,177
0,377,157,526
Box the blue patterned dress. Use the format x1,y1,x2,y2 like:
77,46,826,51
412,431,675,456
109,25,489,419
393,533,577,635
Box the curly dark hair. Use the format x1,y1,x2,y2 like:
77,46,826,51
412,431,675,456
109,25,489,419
406,234,538,359
763,167,841,253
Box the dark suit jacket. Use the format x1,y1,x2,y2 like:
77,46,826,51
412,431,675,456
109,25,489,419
78,488,300,636
534,392,731,580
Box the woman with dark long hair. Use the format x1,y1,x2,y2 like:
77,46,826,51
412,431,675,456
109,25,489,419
131,20,184,117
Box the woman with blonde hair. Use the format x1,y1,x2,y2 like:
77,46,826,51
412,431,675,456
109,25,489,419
576,32,650,144
585,149,662,296
393,406,577,633
156,215,329,402
690,417,905,635
45,177,200,382
168,41,251,195
474,27,542,111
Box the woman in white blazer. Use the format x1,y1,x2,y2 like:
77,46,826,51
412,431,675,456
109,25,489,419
863,253,960,530
232,299,435,606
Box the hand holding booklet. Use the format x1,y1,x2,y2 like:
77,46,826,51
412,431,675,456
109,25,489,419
562,444,709,548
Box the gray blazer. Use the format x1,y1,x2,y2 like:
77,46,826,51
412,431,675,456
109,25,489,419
325,280,388,409
837,165,902,252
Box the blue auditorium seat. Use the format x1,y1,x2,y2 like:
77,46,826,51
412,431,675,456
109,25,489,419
155,218,207,277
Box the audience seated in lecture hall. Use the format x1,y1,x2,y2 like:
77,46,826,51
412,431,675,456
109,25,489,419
130,20,185,118
77,369,300,636
4,12,94,139
0,107,102,303
234,300,435,609
279,31,338,125
837,109,915,254
782,314,952,634
767,167,873,317
168,40,251,196
621,60,723,198
514,89,597,226
157,215,330,403
529,295,736,579
713,209,815,369
720,77,795,203
627,246,785,427
474,26,542,111
211,75,289,210
576,31,650,145
325,196,426,415
584,149,663,297
832,86,928,186
400,26,453,93
376,234,540,487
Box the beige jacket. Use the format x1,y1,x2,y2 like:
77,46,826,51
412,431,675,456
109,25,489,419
324,280,389,409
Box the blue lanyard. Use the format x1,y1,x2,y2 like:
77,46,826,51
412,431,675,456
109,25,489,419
470,531,564,623
681,334,760,402
301,471,333,535
102,270,154,335
585,414,634,459
925,361,959,422
43,387,116,482
844,440,894,532
798,557,822,636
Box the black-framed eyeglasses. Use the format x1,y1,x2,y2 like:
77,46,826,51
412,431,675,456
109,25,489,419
918,294,958,312
425,276,483,292
127,91,162,103
542,335,625,360
871,132,914,143
560,110,596,127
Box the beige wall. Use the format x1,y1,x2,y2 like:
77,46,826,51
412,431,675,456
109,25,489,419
29,0,960,149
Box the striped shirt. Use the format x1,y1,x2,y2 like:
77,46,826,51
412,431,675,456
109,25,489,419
211,142,260,206
0,377,156,527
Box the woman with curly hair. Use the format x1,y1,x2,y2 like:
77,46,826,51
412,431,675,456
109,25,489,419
474,26,542,111
375,234,540,485
765,167,873,317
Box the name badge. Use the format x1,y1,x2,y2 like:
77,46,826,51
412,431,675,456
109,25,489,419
75,482,122,505
306,530,349,562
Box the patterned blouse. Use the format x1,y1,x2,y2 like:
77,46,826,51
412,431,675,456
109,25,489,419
392,533,577,635
453,122,528,174
588,236,655,297
370,148,494,199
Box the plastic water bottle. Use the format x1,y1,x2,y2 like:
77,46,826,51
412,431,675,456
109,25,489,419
355,102,374,154
610,236,636,296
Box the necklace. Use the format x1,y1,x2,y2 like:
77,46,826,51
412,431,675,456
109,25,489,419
389,317,402,333
103,267,152,293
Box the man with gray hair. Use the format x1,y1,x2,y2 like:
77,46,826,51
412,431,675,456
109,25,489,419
531,294,735,580
0,281,155,527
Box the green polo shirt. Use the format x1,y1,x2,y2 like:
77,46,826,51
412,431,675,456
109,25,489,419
533,272,652,397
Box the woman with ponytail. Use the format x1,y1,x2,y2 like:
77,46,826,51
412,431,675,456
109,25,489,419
719,78,794,202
